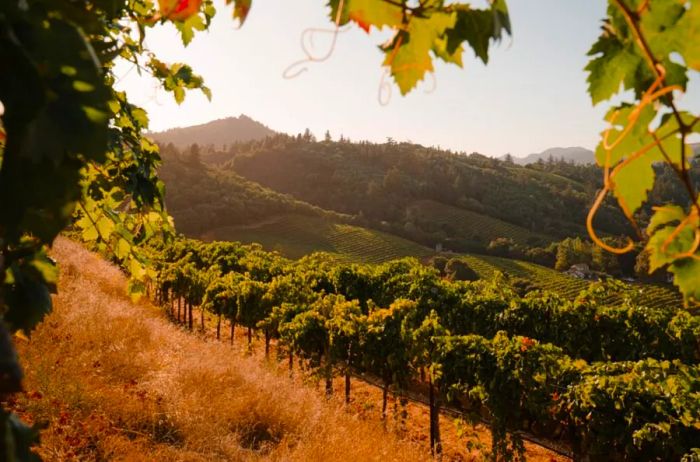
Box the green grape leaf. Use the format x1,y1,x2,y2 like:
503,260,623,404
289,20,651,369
433,37,463,67
675,0,700,71
446,1,510,64
647,224,696,272
491,0,512,38
175,13,206,46
611,153,655,215
586,34,642,104
147,59,208,105
174,86,185,104
328,0,402,30
648,205,687,235
594,103,656,167
660,59,688,92
383,12,456,95
446,7,495,64
668,257,700,303
3,263,53,334
648,112,696,169
115,237,132,260
0,16,110,244
640,0,685,57
27,252,59,293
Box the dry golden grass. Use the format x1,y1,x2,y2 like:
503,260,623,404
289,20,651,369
11,237,428,461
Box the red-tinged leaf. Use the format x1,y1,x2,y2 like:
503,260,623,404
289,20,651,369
343,0,402,31
158,0,203,21
229,0,252,26
350,12,371,33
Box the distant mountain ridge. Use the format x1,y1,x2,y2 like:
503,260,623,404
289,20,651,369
150,115,275,149
503,147,595,165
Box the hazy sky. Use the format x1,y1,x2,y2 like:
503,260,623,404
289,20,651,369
117,0,700,158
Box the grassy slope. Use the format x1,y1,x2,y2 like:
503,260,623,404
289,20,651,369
13,238,427,461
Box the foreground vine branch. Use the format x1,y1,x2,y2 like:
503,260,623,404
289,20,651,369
586,0,700,304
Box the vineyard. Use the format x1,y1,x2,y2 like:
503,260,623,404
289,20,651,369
202,213,682,309
455,253,683,308
203,214,433,263
408,200,552,245
4,0,700,459
149,237,700,461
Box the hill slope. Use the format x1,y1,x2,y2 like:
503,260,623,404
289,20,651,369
452,253,681,307
203,214,433,263
228,136,631,241
407,199,552,246
158,145,348,236
198,208,681,308
150,115,275,148
13,238,427,461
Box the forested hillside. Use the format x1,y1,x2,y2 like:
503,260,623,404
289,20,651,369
229,135,618,240
159,134,698,255
155,138,684,308
158,143,348,236
157,136,698,278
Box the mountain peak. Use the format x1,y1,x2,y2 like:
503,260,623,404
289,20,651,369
502,146,594,165
149,115,275,148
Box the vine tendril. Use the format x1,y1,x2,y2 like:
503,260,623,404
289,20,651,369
282,0,349,79
587,64,684,253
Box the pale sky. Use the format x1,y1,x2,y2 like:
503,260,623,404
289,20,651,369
116,0,700,158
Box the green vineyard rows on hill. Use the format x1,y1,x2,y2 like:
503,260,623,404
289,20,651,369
408,200,552,245
203,214,432,263
456,253,683,308
204,214,681,309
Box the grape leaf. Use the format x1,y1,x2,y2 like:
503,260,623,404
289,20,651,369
228,0,252,26
158,0,203,21
648,205,686,235
383,12,456,95
647,224,696,272
670,0,700,71
611,153,657,215
640,0,685,57
328,0,402,30
586,34,642,105
3,256,55,333
175,13,206,46
594,103,656,167
446,7,495,64
648,112,696,169
668,257,700,303
433,37,463,67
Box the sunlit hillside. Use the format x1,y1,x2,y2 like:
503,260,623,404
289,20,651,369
202,214,433,263
5,1,700,461
12,238,426,461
